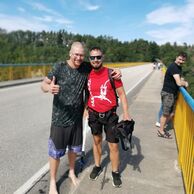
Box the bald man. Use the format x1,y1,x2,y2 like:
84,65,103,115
41,42,121,194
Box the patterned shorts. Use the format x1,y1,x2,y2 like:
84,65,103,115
161,91,177,116
48,122,82,159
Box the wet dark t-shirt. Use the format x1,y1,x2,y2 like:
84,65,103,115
47,61,91,127
162,62,182,95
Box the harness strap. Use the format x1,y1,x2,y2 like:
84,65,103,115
88,107,116,115
108,69,119,107
88,107,117,124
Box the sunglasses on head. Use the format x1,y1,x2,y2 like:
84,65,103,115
89,55,102,60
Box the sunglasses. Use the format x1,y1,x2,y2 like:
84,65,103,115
89,55,102,60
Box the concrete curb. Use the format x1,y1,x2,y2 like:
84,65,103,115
0,77,43,89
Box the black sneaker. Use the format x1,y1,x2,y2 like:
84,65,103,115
89,166,102,180
112,171,122,188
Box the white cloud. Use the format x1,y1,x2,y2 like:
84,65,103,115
0,2,74,32
55,18,73,25
0,13,74,32
147,24,194,44
78,0,100,11
34,15,73,25
146,1,194,25
28,2,73,24
86,5,100,11
17,7,26,13
145,0,194,44
184,0,194,21
146,6,180,25
187,0,194,5
0,14,49,32
34,15,53,22
28,2,60,16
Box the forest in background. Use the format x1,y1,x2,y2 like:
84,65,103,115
0,28,193,97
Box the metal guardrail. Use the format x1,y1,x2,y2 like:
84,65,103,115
0,63,53,81
0,62,147,82
174,87,194,194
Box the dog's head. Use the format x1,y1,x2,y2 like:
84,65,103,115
113,120,135,139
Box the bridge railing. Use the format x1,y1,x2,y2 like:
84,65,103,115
0,62,148,82
0,63,53,81
174,87,194,194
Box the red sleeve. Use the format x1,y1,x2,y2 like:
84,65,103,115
114,79,123,88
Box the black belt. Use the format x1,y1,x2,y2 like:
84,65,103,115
88,107,116,119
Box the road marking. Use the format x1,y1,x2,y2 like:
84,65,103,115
126,70,152,95
174,160,181,173
13,163,49,194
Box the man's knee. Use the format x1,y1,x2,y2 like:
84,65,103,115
108,143,119,153
93,135,102,145
161,113,169,118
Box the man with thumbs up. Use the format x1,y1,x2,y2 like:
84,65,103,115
41,42,121,194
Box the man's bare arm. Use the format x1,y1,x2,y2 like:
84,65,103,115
173,74,188,87
116,86,132,121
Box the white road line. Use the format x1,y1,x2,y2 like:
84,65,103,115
126,70,152,95
13,163,49,194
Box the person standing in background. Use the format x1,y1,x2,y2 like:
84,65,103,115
157,52,188,139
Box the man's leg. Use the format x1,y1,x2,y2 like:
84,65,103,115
93,135,102,166
159,91,174,137
158,114,172,138
89,135,103,180
169,113,174,122
159,114,167,133
108,142,122,187
158,104,163,122
68,151,79,186
49,156,60,194
108,142,119,172
155,105,163,127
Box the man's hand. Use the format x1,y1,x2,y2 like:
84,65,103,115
181,78,189,87
50,76,60,95
123,112,132,121
182,81,189,87
111,68,122,80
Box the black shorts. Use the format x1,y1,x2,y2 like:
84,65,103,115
88,108,119,143
48,121,83,159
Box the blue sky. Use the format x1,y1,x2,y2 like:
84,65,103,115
0,0,194,45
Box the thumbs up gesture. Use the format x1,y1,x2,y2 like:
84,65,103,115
50,76,60,95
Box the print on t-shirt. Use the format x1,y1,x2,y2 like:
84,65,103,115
88,78,112,107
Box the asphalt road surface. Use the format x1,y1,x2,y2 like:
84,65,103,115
0,64,152,194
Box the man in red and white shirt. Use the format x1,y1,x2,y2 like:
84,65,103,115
87,47,132,188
